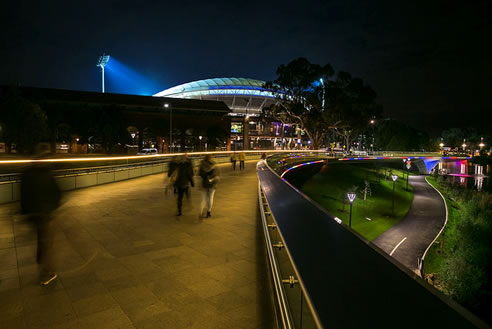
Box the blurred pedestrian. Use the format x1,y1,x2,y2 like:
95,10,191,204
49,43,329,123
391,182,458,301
261,153,267,160
230,152,239,170
20,146,61,286
168,153,194,216
199,154,219,218
239,151,246,170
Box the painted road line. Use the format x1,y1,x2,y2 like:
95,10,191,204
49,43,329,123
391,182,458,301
390,237,407,256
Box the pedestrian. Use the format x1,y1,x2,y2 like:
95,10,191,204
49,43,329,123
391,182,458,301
20,146,62,286
199,154,219,218
261,153,267,160
167,154,194,216
239,151,246,170
230,152,239,170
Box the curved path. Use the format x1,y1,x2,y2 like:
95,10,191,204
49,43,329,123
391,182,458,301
0,161,274,329
372,175,446,274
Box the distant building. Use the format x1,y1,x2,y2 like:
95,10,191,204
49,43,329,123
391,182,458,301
155,78,305,150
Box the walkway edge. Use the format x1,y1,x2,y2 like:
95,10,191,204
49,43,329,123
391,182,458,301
420,176,448,276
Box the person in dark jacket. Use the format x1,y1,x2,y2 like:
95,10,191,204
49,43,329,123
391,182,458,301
168,154,194,216
21,158,61,286
199,154,219,218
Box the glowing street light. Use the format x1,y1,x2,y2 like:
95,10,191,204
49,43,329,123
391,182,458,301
96,54,110,93
347,192,356,228
479,137,485,150
462,139,467,152
391,174,398,216
199,135,202,151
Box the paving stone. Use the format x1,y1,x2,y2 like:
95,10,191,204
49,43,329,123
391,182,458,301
0,161,274,327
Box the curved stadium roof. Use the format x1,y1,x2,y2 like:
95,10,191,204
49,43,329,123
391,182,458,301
153,78,278,116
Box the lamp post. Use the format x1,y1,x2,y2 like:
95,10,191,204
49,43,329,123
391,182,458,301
406,162,411,190
402,158,407,177
96,54,110,93
347,192,356,228
198,135,202,151
462,139,466,152
164,103,171,152
391,174,398,216
479,137,485,150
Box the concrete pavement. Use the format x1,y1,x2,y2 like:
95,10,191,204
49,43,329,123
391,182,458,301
0,161,275,329
372,175,446,274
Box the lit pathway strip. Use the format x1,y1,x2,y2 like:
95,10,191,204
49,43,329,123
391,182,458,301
389,237,407,256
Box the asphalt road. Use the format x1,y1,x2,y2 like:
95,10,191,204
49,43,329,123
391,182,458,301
372,175,446,274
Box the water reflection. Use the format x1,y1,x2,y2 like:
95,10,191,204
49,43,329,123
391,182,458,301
446,175,490,193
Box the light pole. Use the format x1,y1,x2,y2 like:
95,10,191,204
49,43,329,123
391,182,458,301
347,192,356,228
164,103,171,152
402,158,406,177
406,162,411,190
391,174,398,216
199,135,202,151
462,139,466,152
479,137,485,151
96,54,110,93
370,118,375,153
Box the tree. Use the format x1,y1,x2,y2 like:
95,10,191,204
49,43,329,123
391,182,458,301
264,58,380,150
0,87,48,154
263,58,334,149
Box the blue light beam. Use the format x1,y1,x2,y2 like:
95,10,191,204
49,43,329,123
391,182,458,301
104,57,160,96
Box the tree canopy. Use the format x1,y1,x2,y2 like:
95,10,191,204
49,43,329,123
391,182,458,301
263,57,381,150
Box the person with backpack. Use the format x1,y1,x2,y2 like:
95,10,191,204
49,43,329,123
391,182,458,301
199,154,219,218
168,154,194,216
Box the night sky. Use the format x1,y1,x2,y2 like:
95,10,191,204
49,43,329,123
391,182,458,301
1,0,491,135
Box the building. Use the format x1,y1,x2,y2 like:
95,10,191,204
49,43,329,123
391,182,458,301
154,78,304,150
0,85,231,154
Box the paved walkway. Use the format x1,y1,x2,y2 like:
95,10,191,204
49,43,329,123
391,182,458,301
0,161,275,329
372,175,446,273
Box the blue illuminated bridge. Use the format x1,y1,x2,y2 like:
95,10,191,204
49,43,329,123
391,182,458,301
0,151,486,328
154,77,277,116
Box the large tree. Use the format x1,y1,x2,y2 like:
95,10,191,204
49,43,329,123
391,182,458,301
264,58,380,150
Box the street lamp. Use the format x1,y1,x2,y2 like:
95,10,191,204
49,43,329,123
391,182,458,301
96,54,110,93
402,158,407,177
479,137,485,150
391,174,398,216
199,135,202,151
462,139,466,152
406,162,411,190
164,103,171,152
347,192,356,228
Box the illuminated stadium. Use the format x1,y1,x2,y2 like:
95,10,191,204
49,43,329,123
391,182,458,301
154,78,278,116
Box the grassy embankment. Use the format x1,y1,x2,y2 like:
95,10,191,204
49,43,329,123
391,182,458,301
301,163,414,241
422,176,459,274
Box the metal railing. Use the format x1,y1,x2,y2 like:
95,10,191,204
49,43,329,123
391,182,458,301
256,158,487,329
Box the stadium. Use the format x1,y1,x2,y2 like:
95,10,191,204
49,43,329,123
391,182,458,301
154,77,278,117
154,77,306,150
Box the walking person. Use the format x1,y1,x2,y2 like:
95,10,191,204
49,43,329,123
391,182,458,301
199,154,219,218
239,151,246,170
21,147,62,286
230,152,239,170
168,154,194,216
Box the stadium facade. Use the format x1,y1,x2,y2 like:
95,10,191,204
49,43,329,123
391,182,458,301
154,78,304,150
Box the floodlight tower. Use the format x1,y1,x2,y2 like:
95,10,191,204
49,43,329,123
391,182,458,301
96,54,110,93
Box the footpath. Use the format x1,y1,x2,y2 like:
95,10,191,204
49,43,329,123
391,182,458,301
0,161,274,329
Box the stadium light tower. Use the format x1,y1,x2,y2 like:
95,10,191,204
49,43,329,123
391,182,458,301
97,54,110,93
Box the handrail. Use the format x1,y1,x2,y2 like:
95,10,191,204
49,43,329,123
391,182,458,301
257,173,294,329
257,158,488,329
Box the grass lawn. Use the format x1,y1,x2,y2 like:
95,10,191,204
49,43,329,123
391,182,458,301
301,163,414,241
423,176,460,274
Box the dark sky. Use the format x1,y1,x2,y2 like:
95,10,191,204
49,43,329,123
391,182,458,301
1,0,491,135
